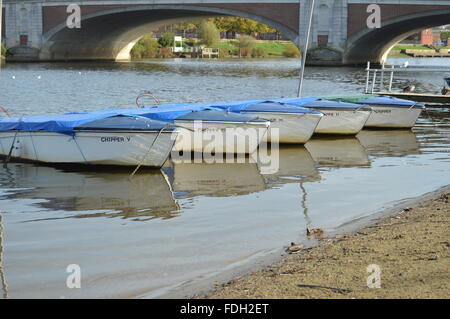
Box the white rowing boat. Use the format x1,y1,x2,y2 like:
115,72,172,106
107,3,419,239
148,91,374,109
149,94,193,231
171,110,270,154
328,96,424,128
89,105,271,154
0,115,178,168
211,101,323,144
301,100,372,135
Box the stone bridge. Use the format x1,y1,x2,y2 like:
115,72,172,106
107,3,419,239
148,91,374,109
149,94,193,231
2,0,450,65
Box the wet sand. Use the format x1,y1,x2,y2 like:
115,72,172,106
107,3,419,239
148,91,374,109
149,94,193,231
204,186,450,299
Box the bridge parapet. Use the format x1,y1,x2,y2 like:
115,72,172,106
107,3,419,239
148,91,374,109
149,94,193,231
2,0,450,64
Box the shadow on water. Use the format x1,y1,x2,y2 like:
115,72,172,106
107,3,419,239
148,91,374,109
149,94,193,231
0,164,180,221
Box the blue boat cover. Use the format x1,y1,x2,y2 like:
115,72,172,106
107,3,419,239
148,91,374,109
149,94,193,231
75,116,175,131
175,110,265,122
205,97,320,113
236,102,322,114
357,96,420,107
0,97,321,135
269,97,322,108
0,112,128,135
0,103,216,135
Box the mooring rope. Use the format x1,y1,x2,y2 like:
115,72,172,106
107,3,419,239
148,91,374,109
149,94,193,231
422,107,440,128
73,134,89,164
0,135,5,155
130,124,171,179
0,106,11,118
29,131,38,161
3,130,18,168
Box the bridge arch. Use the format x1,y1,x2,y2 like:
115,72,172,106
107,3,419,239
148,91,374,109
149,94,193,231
344,9,450,65
40,4,299,61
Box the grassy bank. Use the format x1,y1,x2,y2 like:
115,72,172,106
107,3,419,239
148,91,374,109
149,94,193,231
216,40,298,57
204,187,450,299
388,44,450,57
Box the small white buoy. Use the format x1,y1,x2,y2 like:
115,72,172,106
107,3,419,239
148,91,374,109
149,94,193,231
11,75,15,79
37,75,41,79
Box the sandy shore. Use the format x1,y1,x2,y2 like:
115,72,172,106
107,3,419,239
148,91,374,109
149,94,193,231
204,187,449,299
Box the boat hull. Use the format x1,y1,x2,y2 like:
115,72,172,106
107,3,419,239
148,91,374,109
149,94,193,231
242,112,323,144
313,109,371,135
171,120,269,154
364,105,423,128
0,130,176,167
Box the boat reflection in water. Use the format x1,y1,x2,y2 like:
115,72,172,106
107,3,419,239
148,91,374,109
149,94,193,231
262,145,321,187
2,164,179,221
357,129,421,158
305,136,371,168
259,145,322,226
165,159,266,198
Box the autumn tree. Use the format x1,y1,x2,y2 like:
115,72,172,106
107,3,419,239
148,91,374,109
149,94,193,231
198,21,220,47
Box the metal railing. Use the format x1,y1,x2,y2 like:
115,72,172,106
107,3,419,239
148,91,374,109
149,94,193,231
364,61,450,94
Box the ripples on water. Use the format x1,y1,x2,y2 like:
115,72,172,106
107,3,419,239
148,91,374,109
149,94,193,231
0,59,449,298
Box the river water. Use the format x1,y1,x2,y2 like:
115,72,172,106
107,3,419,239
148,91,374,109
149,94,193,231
0,58,449,298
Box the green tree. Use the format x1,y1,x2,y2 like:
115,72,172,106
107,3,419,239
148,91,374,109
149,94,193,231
198,21,220,47
211,17,276,34
441,31,450,40
282,43,301,58
130,33,160,59
158,32,175,48
173,22,198,38
237,35,256,57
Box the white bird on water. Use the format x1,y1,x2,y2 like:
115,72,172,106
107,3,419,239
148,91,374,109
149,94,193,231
403,61,409,68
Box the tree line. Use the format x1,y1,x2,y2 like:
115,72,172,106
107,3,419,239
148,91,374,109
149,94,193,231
171,17,277,35
130,18,299,59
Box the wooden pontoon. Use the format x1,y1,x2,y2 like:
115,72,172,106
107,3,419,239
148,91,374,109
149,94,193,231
371,91,450,105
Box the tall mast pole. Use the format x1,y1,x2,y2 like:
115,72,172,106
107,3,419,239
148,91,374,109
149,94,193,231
297,0,315,97
0,0,3,71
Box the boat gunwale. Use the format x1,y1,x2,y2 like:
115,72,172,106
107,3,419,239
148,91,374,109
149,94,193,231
304,106,373,112
0,129,178,135
239,111,324,116
172,120,270,126
363,104,425,109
